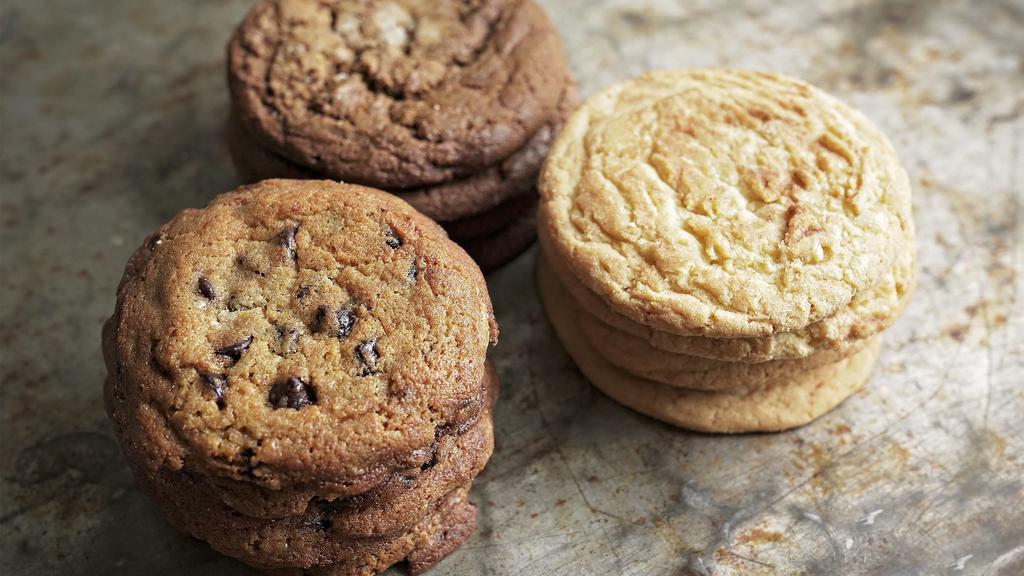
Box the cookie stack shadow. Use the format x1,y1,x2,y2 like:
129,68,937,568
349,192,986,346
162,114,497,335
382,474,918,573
536,70,917,433
103,180,500,575
225,0,576,272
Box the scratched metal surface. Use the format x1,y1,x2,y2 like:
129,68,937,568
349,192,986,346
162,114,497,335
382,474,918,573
1,0,1022,574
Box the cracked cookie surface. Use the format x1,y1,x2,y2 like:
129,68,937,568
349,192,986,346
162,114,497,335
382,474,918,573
538,206,916,362
228,0,570,188
103,179,497,492
539,70,913,338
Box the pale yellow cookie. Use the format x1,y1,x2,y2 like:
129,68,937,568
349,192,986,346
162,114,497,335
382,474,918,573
537,260,881,433
539,69,913,338
539,254,865,390
537,221,914,362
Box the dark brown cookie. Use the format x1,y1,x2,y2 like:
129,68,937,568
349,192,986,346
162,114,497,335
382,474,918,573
227,0,571,188
227,78,573,222
395,79,574,220
442,192,537,243
103,179,497,498
461,200,538,272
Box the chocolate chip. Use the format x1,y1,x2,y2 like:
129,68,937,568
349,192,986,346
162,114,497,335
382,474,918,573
239,448,257,475
400,473,418,487
273,325,302,355
197,276,216,300
420,439,440,471
316,305,356,339
336,308,355,338
216,335,253,362
296,285,310,299
269,376,316,409
199,372,227,409
277,225,298,260
385,227,402,249
407,260,418,283
311,515,332,531
315,305,330,329
355,338,379,376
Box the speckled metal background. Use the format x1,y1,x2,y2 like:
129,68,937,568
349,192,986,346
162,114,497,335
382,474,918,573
1,1,1022,575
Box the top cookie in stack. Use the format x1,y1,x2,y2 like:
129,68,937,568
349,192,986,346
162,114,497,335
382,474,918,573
227,0,577,272
537,70,916,433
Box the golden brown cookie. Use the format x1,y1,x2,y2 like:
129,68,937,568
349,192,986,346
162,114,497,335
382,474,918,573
127,411,492,569
103,179,497,499
537,258,881,433
539,70,913,338
265,486,478,576
228,0,572,188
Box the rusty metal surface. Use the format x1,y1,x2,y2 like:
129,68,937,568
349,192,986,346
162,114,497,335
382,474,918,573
1,0,1022,574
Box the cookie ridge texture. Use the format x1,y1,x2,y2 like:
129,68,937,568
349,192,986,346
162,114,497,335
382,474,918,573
538,205,915,362
537,260,880,433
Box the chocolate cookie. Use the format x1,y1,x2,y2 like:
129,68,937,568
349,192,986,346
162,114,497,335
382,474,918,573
103,179,498,498
227,79,572,222
460,200,538,272
228,0,572,188
442,193,537,243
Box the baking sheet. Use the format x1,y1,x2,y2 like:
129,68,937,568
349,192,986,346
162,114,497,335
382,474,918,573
1,0,1021,574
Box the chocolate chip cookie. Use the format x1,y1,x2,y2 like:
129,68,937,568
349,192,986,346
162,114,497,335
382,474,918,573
105,179,495,489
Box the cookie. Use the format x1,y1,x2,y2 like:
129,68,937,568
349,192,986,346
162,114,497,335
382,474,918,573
538,216,915,362
396,82,575,221
267,486,478,576
538,260,881,432
460,200,538,272
539,69,913,338
227,113,551,223
228,0,571,188
103,179,498,498
129,410,492,568
186,359,497,520
119,363,497,552
443,193,537,243
228,79,574,223
226,112,314,182
538,256,866,390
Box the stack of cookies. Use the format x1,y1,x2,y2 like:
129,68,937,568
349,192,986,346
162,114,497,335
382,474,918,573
226,0,576,272
103,180,499,575
537,70,916,433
